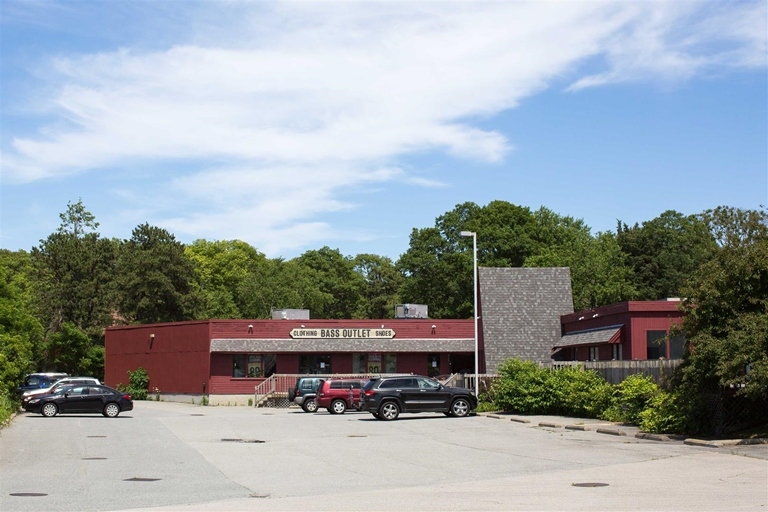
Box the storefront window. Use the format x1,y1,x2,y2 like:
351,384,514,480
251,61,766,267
646,331,667,360
353,353,367,374
233,354,276,378
428,354,440,377
367,354,382,373
669,334,685,359
383,353,397,373
299,355,332,374
232,355,247,377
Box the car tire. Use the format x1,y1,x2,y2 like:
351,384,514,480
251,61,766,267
302,398,318,413
103,403,121,418
330,399,347,415
443,411,453,417
372,412,381,419
288,389,296,402
41,403,58,417
450,398,471,417
379,401,400,421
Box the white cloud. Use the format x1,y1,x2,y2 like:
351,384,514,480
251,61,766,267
2,1,765,254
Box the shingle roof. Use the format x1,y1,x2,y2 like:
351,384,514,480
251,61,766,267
210,338,474,353
554,325,623,348
479,267,573,371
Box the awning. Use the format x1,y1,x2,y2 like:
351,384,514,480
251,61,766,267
553,325,623,350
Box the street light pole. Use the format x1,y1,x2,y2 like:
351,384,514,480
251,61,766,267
460,231,479,398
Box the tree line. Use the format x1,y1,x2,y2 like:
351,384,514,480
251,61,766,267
1,199,766,427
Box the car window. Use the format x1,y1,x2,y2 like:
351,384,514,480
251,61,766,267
363,379,378,391
67,386,88,395
417,378,440,390
25,376,41,386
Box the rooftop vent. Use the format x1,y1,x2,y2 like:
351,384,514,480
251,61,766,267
271,309,310,320
395,304,428,319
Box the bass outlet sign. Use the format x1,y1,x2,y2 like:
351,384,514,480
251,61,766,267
289,328,396,339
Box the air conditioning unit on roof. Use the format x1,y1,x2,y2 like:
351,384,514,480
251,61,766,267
395,304,428,319
271,309,310,320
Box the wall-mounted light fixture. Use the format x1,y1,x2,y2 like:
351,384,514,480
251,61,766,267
248,324,253,334
149,333,155,349
431,325,436,335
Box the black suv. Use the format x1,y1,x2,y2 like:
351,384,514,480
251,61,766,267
287,377,324,412
360,375,477,420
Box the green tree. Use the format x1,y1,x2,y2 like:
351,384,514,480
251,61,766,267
676,206,768,402
617,210,717,300
30,200,118,338
116,224,202,323
43,322,103,379
294,247,365,319
352,254,404,318
237,258,331,318
186,239,268,319
526,231,636,311
0,254,42,395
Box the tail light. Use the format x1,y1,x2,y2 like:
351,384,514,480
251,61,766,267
123,394,132,400
363,389,375,397
296,390,302,396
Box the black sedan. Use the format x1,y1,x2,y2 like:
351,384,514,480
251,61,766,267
26,384,133,418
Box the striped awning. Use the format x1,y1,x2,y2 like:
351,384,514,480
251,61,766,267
553,325,623,349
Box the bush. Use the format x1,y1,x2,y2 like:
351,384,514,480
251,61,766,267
637,391,688,434
0,389,18,427
490,359,610,418
125,367,149,400
600,374,660,424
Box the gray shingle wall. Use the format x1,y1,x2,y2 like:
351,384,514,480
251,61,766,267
479,267,573,372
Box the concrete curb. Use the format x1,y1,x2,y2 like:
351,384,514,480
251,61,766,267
509,417,531,423
684,437,768,448
539,422,564,428
596,427,626,436
565,424,591,431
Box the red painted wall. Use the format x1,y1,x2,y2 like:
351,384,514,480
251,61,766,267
105,321,211,394
561,302,685,361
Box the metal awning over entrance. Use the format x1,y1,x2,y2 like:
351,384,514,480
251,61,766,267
554,325,623,350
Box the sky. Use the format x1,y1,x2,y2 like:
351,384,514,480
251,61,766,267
1,1,766,261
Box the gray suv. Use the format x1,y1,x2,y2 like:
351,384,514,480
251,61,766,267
287,377,324,412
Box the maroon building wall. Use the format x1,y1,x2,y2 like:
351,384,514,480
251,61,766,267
105,321,211,394
561,301,684,361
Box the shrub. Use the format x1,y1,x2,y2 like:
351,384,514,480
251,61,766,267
200,396,209,406
492,359,554,414
549,366,612,418
0,389,18,427
125,367,149,400
638,391,688,434
601,374,660,424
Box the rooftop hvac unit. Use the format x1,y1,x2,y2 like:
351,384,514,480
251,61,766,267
395,304,428,319
271,309,310,320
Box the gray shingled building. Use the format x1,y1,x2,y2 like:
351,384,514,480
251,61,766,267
479,267,573,373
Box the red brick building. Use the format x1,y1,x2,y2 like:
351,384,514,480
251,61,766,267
105,318,475,396
555,300,685,362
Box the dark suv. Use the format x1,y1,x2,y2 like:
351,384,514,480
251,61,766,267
361,375,477,420
287,377,324,412
316,378,365,414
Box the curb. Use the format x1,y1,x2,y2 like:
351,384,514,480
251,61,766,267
565,424,591,431
539,422,564,428
596,427,626,436
684,437,768,448
509,417,531,424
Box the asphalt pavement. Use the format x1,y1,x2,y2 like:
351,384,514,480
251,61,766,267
1,401,766,512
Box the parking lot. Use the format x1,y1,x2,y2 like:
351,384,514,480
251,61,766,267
1,401,766,511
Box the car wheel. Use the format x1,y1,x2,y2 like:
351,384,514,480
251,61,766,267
41,403,58,417
450,398,471,417
330,399,347,415
379,401,400,421
103,403,121,418
302,398,318,413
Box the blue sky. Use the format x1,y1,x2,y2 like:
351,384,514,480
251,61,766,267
1,1,766,260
